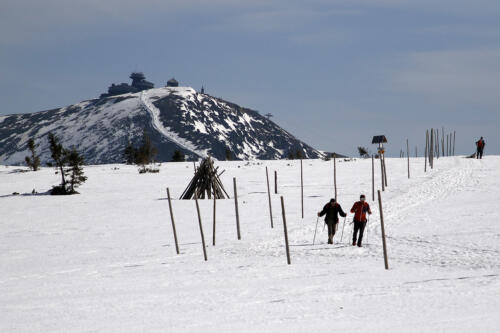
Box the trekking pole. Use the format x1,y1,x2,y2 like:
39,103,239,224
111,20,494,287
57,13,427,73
340,216,347,243
313,216,320,245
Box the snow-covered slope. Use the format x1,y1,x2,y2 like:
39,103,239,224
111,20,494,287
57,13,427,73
0,87,322,165
0,156,499,332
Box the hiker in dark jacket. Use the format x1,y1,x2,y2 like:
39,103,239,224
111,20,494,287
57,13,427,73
350,194,372,247
318,198,347,244
476,137,485,159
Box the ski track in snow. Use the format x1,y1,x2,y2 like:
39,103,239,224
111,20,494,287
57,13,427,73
0,157,499,332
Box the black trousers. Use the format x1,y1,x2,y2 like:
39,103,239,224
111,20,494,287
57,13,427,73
326,220,338,238
353,220,367,245
477,148,484,159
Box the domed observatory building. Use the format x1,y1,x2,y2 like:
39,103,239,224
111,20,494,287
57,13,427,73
166,78,179,87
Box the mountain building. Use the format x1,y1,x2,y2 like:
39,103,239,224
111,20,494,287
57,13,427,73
166,78,179,87
100,72,155,98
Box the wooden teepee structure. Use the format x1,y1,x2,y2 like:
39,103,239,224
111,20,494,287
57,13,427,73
180,157,228,199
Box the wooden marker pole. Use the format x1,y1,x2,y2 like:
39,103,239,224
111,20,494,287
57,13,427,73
280,196,291,265
377,190,389,270
194,194,208,261
233,177,241,240
166,188,180,255
333,155,337,201
436,129,440,158
212,185,216,246
442,127,445,158
274,171,277,194
430,129,434,168
265,167,273,228
193,161,196,175
300,159,304,219
453,131,456,156
407,139,410,179
371,154,375,201
383,154,388,187
448,133,451,156
380,153,385,192
425,130,428,172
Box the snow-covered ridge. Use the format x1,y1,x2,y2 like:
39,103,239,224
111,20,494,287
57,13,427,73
0,87,322,164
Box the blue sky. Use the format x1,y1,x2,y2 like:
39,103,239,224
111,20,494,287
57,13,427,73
1,0,499,156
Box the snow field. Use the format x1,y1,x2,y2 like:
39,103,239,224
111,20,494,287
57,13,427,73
0,156,499,332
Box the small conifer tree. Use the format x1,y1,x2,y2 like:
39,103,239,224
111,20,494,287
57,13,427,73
25,138,40,171
124,140,136,164
172,150,185,162
358,146,369,158
64,148,87,193
295,149,304,159
224,147,233,161
136,130,158,171
48,132,67,189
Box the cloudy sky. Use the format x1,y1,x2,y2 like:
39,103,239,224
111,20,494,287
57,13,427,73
1,0,499,156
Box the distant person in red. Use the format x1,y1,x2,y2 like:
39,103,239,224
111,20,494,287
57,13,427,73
476,137,485,159
318,198,347,244
350,194,372,247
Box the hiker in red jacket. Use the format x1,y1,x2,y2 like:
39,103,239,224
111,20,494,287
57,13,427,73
476,137,485,159
350,194,372,247
318,198,347,244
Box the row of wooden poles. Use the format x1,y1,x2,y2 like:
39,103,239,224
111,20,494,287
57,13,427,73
166,158,389,270
399,128,456,159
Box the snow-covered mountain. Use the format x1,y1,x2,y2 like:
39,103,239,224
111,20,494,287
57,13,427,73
0,87,322,165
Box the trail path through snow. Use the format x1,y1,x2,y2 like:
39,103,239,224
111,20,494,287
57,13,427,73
140,89,206,158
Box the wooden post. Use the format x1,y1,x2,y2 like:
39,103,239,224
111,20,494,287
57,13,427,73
193,161,196,175
442,127,445,158
407,139,410,179
194,194,208,261
430,129,434,168
300,159,304,219
166,188,180,255
383,154,388,187
233,177,241,240
415,146,417,158
453,131,456,156
371,154,375,201
265,167,273,228
380,153,385,192
436,129,440,158
425,130,428,172
448,133,452,156
274,170,277,194
212,185,216,246
280,196,291,265
333,154,337,201
448,133,451,156
377,190,389,270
